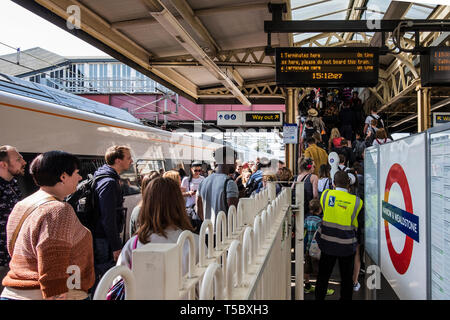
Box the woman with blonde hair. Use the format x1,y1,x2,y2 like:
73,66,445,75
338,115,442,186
328,128,343,151
129,171,160,238
163,170,182,186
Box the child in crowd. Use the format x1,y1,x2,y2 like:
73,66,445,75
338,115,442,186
304,199,334,296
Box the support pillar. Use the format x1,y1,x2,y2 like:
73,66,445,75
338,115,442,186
285,88,296,174
416,85,431,132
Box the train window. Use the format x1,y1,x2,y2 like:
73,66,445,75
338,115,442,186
135,159,164,178
120,165,140,196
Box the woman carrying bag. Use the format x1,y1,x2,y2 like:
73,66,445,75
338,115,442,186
1,151,95,300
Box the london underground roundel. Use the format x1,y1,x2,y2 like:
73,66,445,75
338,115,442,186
383,163,418,275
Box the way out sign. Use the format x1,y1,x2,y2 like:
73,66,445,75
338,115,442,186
283,123,298,144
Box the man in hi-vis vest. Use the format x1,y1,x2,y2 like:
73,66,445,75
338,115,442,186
315,171,363,300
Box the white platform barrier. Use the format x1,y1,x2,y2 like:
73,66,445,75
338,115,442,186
94,183,293,300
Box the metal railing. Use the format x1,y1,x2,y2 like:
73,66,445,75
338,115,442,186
93,182,302,300
35,77,170,94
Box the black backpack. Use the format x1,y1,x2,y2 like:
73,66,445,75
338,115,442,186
66,174,109,233
353,139,366,159
368,115,384,129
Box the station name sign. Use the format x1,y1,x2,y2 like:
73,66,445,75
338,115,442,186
276,47,379,87
421,47,450,87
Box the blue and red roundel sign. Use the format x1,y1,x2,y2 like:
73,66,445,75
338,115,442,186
382,163,420,275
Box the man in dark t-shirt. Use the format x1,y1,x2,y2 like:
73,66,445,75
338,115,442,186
0,146,26,291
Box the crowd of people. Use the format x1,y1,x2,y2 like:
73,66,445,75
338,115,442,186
297,87,393,300
0,144,291,300
0,89,388,300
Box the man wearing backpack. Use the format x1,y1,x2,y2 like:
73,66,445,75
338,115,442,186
92,146,133,289
363,106,384,136
196,147,239,234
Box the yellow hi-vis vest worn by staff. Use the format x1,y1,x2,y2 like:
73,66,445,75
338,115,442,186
317,189,363,257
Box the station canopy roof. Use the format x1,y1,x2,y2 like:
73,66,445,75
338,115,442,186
12,0,450,132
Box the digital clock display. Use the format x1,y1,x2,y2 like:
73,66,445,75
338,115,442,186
276,47,379,87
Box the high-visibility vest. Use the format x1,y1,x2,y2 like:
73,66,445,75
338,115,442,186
317,189,363,256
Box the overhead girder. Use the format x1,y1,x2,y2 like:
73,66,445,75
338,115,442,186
28,0,200,99
150,46,275,68
141,0,251,106
12,0,449,106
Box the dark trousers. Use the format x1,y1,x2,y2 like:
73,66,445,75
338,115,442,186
0,265,9,293
340,125,353,141
315,251,355,300
91,238,115,294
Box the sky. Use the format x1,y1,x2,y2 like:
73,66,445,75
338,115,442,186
0,0,107,57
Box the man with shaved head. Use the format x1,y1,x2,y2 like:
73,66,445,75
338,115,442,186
0,145,27,291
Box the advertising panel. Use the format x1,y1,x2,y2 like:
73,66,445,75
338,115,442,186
364,146,379,265
379,133,427,300
283,123,298,144
430,128,450,299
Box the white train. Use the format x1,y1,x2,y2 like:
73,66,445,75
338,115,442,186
0,74,277,224
0,73,275,176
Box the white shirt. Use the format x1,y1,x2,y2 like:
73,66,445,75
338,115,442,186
365,114,384,133
181,176,205,208
318,177,332,193
372,138,392,146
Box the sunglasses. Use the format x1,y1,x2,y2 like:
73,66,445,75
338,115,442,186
194,169,202,172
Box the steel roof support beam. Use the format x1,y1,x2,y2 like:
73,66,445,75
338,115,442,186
19,0,200,100
168,0,247,89
343,0,367,42
265,19,450,33
142,0,251,106
168,0,220,57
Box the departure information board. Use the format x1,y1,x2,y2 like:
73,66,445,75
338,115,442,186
430,129,450,300
421,47,450,87
276,47,379,87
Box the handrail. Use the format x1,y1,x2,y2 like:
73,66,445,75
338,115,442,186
215,211,227,250
227,205,237,239
199,219,214,267
176,231,196,285
94,186,296,300
93,265,136,300
200,263,225,300
226,240,242,299
242,227,255,275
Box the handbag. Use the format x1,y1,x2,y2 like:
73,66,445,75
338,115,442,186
309,229,321,260
106,235,139,300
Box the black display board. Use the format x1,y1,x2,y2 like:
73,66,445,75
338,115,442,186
276,47,379,87
421,47,450,87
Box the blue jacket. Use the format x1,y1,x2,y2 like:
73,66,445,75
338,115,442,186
93,165,125,251
247,170,263,194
